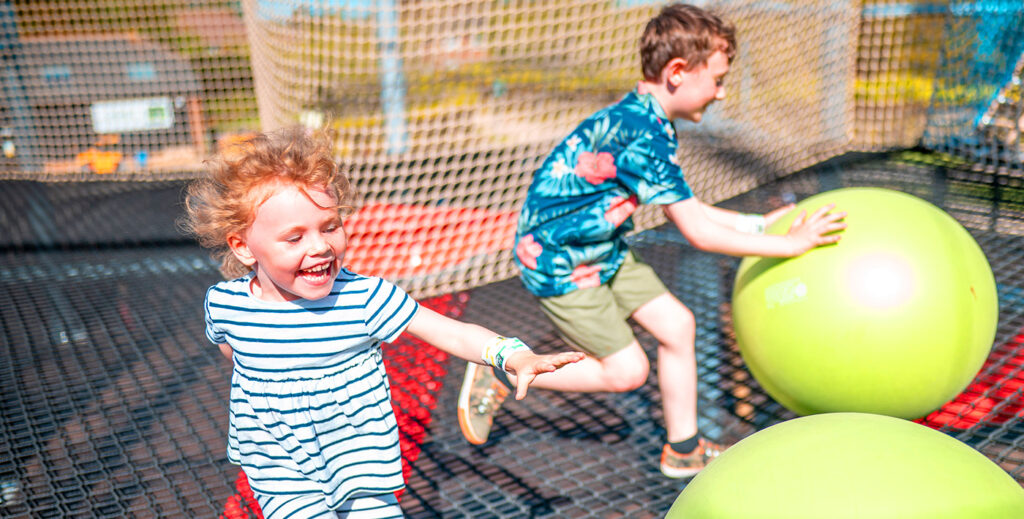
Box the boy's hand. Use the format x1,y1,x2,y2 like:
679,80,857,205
504,350,585,400
785,203,847,256
763,203,796,228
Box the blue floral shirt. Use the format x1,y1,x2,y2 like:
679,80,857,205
514,88,694,298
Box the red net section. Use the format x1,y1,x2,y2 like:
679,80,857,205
918,329,1024,431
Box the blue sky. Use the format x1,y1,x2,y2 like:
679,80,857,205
256,0,678,20
256,0,378,21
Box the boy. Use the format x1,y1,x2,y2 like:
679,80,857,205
457,3,845,478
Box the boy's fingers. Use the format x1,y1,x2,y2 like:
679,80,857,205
813,203,836,217
772,203,796,217
820,231,842,244
766,204,795,225
789,210,808,230
802,204,835,225
822,212,846,226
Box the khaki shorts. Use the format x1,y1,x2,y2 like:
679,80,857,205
538,251,668,358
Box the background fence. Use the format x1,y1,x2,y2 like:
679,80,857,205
3,0,1020,296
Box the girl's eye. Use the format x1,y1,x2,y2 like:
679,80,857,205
285,236,301,243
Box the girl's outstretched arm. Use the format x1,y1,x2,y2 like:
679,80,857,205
403,306,583,399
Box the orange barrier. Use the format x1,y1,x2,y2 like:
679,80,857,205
344,203,517,279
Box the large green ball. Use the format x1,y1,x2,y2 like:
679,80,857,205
666,413,1024,519
732,187,997,418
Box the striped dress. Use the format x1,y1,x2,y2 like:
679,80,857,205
203,269,418,509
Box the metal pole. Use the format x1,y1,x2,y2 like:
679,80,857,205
0,1,39,173
377,0,407,155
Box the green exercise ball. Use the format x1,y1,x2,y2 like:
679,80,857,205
731,187,997,419
665,413,1024,519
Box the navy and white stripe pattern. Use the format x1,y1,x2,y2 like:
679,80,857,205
256,491,403,518
205,269,418,512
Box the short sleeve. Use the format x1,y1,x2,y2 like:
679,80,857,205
363,277,419,343
203,286,226,345
617,132,693,206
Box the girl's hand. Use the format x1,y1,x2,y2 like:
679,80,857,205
504,350,585,400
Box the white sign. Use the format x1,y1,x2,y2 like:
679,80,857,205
90,97,174,133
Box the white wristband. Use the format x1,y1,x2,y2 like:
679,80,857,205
481,336,531,372
735,213,766,234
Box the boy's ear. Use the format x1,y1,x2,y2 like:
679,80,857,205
665,57,689,87
227,232,257,267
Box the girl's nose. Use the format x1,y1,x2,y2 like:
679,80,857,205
307,235,329,256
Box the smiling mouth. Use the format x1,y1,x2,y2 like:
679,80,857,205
298,262,333,282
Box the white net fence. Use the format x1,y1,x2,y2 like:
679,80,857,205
2,1,1019,296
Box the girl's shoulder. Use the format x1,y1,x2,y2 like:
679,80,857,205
334,269,403,294
206,274,252,299
335,268,390,287
204,276,263,317
334,269,412,304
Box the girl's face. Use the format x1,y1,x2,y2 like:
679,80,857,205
229,182,346,302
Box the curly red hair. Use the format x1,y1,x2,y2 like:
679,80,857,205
182,126,353,279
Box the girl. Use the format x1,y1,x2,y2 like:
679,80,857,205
183,127,583,518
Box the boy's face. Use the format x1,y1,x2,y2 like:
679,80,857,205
229,182,346,302
668,49,730,123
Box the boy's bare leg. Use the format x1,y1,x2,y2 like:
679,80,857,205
500,293,697,442
488,293,697,445
630,293,698,443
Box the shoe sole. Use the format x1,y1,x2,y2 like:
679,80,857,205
660,465,702,479
457,362,488,445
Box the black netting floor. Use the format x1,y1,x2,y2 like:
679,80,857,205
2,152,1023,517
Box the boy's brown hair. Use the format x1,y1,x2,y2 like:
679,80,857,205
182,126,353,279
640,3,737,80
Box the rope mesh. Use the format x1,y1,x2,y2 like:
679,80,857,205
4,1,1022,295
922,0,1024,170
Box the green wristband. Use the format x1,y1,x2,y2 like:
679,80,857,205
482,336,531,372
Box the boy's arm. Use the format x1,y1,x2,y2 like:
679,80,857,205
403,306,584,399
698,200,746,227
664,198,845,258
699,200,795,230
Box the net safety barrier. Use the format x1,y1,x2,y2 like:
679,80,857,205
2,1,1020,298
